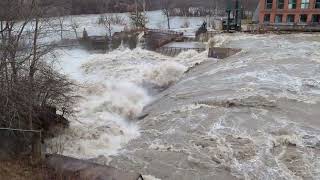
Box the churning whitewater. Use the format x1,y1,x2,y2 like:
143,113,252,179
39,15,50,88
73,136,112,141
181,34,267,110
46,46,209,160
109,33,320,180
48,33,320,180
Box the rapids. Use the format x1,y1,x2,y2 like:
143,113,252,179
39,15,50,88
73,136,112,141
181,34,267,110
48,33,320,180
46,47,208,160
109,33,320,180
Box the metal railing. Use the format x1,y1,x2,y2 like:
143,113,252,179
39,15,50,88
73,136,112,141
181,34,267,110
156,46,206,57
147,29,183,35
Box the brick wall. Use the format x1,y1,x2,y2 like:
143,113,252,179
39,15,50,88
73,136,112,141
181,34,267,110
259,0,320,24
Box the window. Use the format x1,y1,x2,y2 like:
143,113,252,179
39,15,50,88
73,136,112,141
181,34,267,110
300,14,308,23
301,0,309,9
277,0,284,9
264,14,271,23
312,15,320,23
265,0,273,9
287,14,295,23
316,0,320,8
275,15,283,23
288,0,297,9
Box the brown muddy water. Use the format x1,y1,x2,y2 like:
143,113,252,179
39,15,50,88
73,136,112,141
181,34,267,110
110,33,320,180
49,33,320,180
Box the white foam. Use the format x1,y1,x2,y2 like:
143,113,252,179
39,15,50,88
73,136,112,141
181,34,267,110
174,50,210,67
143,175,162,180
48,47,205,159
144,61,187,87
46,81,148,158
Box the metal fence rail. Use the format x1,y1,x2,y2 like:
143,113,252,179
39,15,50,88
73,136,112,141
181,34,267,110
0,127,43,159
147,29,182,35
0,127,41,133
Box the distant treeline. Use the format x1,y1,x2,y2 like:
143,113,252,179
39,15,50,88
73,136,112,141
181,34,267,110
68,0,259,15
70,0,137,14
0,0,259,17
79,0,257,15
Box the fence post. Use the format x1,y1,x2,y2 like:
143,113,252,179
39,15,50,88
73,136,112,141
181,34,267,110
31,131,42,164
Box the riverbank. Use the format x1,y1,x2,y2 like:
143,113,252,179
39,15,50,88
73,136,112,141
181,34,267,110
0,157,47,180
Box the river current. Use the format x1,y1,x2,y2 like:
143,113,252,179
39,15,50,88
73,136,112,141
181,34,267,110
48,33,320,180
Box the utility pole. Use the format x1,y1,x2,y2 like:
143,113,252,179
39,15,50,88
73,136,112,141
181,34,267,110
235,0,239,31
135,0,138,15
226,0,232,33
215,1,218,15
235,0,242,31
142,0,146,14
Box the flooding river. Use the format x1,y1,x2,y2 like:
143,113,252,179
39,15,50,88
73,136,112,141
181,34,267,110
49,33,320,180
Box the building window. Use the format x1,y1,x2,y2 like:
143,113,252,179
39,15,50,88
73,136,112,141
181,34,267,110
312,15,320,23
288,0,297,9
264,14,271,23
275,14,283,23
277,0,284,9
300,14,308,23
265,0,273,9
287,14,295,23
316,0,320,8
301,0,309,9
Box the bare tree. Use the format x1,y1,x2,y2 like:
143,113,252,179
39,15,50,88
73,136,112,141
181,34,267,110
161,0,173,29
98,15,113,37
0,0,75,160
98,15,125,37
54,1,72,40
70,17,80,39
130,11,148,29
57,16,66,40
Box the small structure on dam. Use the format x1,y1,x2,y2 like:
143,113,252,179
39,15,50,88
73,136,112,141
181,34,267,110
144,29,184,51
80,29,140,51
144,29,210,57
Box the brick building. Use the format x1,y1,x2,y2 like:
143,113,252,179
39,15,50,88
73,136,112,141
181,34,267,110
259,0,320,25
